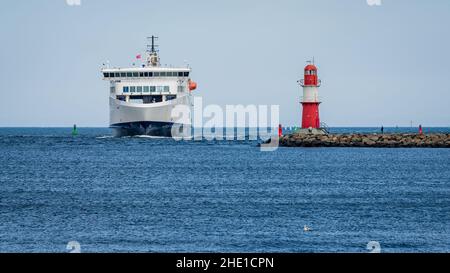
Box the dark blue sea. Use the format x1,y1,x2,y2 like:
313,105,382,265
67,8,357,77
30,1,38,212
0,127,449,253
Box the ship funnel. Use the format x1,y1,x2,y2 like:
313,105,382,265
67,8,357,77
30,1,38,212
146,35,160,67
149,52,159,67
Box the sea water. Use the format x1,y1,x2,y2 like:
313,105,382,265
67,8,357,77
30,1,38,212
0,128,449,253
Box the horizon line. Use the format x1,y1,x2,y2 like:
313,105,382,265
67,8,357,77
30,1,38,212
1,126,449,129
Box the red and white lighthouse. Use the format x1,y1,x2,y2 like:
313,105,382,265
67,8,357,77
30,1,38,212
299,63,321,129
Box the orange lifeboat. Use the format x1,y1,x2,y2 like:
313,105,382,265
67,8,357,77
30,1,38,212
189,80,197,91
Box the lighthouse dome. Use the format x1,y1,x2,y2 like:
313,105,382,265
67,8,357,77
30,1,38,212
304,64,317,71
302,63,319,86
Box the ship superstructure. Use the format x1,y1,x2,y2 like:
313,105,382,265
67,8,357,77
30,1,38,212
101,36,197,136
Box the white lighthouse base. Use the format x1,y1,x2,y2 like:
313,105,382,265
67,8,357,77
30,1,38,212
296,128,328,135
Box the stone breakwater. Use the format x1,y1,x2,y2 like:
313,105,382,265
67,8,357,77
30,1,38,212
279,133,450,148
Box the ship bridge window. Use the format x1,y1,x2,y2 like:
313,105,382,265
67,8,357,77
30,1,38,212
130,95,144,104
123,86,129,93
126,72,132,77
184,72,189,77
139,72,144,77
130,86,136,93
160,72,167,77
109,73,115,78
133,72,139,77
155,86,170,93
137,86,143,93
154,72,160,77
178,72,183,77
115,72,120,77
103,73,110,78
121,72,126,77
150,86,156,92
144,72,149,77
144,86,150,93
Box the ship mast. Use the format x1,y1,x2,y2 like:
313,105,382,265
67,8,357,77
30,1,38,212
146,35,160,67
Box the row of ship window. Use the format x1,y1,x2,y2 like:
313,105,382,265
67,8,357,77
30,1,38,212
104,71,189,78
122,86,170,93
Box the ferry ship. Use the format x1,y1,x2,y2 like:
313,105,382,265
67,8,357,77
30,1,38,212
101,36,197,137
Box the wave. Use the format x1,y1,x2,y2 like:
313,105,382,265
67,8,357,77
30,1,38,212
96,136,115,139
133,135,170,139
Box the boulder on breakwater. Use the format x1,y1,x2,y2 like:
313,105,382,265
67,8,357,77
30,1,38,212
279,133,450,148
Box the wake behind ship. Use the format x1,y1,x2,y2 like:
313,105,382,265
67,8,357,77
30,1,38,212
101,36,197,137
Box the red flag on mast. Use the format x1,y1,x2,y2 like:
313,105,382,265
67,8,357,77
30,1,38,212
136,54,142,59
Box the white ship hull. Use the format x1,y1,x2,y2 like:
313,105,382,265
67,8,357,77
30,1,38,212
109,94,192,137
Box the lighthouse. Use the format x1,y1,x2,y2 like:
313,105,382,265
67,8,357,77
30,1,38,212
298,62,325,134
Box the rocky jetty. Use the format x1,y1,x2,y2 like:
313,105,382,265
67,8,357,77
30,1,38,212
279,133,450,148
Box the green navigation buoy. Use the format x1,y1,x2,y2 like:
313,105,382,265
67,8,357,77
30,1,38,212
72,124,78,136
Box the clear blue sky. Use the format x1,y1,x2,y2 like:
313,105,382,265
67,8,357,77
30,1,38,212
0,0,449,127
